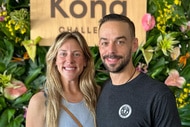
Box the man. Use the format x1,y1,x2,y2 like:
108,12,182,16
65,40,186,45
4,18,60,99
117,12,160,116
96,14,181,127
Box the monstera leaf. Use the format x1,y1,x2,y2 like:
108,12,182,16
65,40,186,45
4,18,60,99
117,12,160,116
22,36,42,62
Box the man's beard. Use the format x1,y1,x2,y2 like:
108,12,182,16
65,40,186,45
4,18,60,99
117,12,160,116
102,50,132,73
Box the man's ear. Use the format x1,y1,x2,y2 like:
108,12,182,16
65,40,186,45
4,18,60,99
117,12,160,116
132,38,139,53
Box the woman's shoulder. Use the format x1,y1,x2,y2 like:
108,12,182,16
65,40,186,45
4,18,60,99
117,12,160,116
28,91,46,109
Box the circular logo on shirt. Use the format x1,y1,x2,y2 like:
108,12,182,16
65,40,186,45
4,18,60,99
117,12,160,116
118,104,132,119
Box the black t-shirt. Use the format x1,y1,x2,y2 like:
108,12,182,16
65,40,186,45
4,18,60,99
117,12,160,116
96,73,181,127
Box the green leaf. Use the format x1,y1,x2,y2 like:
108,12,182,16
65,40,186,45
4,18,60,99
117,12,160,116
22,36,42,62
7,114,24,127
13,66,26,77
0,108,16,126
0,96,7,111
143,35,155,48
0,62,6,73
0,72,12,86
149,57,166,70
12,91,33,106
22,40,36,62
181,65,190,82
150,66,165,79
7,0,30,11
141,46,154,65
24,67,42,85
95,58,103,69
2,39,14,66
6,62,19,75
36,46,48,66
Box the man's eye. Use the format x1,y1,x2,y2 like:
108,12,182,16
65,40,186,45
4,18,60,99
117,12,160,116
100,41,108,46
116,40,125,45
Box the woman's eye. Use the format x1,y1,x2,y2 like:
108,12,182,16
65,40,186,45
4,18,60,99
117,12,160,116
59,52,67,57
73,52,81,57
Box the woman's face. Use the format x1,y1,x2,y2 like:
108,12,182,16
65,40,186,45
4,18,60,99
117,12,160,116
55,38,86,82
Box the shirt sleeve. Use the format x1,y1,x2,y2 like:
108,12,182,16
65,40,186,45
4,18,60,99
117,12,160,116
152,91,181,127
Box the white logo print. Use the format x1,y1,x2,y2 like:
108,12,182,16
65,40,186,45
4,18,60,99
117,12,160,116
118,104,132,118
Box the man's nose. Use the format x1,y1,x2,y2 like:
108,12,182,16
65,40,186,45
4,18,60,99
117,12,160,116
107,42,117,53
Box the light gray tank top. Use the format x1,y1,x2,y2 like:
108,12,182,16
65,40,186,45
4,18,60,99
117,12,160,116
58,99,94,127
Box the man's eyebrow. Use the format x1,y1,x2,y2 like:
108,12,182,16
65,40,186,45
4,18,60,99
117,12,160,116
115,36,127,40
99,37,107,41
99,36,127,42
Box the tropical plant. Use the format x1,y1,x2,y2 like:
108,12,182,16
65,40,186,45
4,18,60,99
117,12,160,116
133,0,190,126
0,0,47,126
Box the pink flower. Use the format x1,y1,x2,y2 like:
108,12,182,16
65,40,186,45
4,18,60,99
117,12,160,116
180,21,190,32
0,16,4,22
142,13,156,31
164,69,186,88
3,79,27,100
136,62,148,73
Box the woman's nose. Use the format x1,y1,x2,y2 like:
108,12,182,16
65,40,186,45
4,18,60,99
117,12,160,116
66,54,74,63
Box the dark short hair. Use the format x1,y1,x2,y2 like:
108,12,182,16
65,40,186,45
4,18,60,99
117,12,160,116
99,13,135,37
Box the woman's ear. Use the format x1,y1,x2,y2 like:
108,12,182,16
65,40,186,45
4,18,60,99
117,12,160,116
84,58,87,68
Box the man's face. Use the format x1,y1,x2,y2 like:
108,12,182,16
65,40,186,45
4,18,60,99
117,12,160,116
98,21,136,73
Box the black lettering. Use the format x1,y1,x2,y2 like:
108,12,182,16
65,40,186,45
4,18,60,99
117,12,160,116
87,27,91,33
110,1,126,15
70,1,87,18
74,27,78,31
51,0,69,18
93,27,97,34
67,27,73,31
59,27,65,32
91,1,106,18
58,26,101,34
80,27,85,33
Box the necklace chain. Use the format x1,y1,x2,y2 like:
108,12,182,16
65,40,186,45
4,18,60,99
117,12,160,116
126,69,136,83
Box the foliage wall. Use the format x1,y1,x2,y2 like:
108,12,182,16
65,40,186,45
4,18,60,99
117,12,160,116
0,0,190,126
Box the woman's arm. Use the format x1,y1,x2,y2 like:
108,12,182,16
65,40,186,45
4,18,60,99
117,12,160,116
26,91,46,127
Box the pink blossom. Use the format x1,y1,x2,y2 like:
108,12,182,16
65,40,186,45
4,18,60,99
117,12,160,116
142,13,156,31
0,16,4,21
136,62,148,73
180,21,190,32
164,69,186,88
4,79,27,100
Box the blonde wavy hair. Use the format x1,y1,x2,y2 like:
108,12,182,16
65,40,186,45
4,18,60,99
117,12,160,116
44,31,99,127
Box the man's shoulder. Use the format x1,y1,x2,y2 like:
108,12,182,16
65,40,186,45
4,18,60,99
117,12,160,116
135,72,172,94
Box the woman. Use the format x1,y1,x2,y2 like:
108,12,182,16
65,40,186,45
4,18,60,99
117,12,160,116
26,31,100,127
